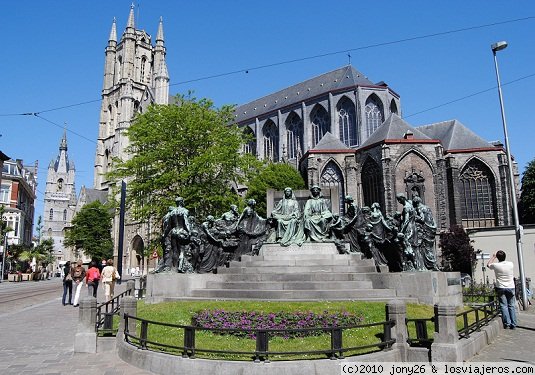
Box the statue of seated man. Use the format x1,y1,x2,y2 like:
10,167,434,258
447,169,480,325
303,185,333,242
271,187,305,246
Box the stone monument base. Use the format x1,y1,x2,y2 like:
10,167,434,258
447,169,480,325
145,242,461,305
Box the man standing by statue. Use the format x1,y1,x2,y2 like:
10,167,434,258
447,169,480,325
303,185,333,242
271,187,305,246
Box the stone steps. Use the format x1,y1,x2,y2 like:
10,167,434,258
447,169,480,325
189,288,397,300
233,257,370,267
218,265,379,274
213,272,375,282
205,280,374,290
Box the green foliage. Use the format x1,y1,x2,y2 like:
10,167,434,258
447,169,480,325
64,200,113,261
108,93,262,223
439,225,475,274
520,159,535,224
246,162,306,217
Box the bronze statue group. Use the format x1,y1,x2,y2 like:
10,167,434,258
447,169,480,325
155,186,440,274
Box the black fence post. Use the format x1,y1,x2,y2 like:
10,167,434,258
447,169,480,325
330,328,343,359
140,320,149,349
124,314,130,343
384,320,393,349
183,327,196,358
254,330,269,363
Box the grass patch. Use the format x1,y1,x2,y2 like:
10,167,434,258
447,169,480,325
130,300,434,360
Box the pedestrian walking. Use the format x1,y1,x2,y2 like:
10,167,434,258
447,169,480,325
86,260,101,299
72,260,86,307
487,250,517,329
101,259,120,302
61,261,73,305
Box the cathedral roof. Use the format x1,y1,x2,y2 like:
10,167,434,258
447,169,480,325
311,132,351,151
359,113,433,148
234,65,375,123
417,120,497,151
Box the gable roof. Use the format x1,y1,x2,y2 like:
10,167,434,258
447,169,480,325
234,65,375,123
312,132,351,151
417,120,496,151
359,113,432,148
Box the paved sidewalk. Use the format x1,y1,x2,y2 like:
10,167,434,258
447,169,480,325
0,279,154,375
468,305,535,364
0,280,533,374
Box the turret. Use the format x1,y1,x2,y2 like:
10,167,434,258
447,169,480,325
103,18,117,90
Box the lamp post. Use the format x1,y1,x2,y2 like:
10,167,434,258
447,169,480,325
491,40,528,310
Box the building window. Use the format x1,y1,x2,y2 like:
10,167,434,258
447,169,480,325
321,161,345,215
63,209,67,222
459,160,497,228
365,95,384,138
310,105,330,147
0,184,9,203
361,157,384,208
285,112,303,160
390,99,398,115
140,56,147,82
337,97,357,147
57,178,64,191
49,208,53,221
14,217,19,237
263,121,279,162
243,127,256,156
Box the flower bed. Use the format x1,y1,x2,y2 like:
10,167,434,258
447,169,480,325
192,309,364,339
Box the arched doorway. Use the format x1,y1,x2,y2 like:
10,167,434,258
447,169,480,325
130,235,144,275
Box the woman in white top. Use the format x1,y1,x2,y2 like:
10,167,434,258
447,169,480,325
101,259,120,302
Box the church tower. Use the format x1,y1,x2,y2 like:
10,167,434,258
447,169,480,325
94,5,169,190
43,131,77,259
93,5,170,272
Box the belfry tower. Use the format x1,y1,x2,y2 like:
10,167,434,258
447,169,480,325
94,5,169,190
93,5,170,271
43,131,77,260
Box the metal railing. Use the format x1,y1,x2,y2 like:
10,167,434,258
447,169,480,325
123,313,396,361
96,288,133,335
406,317,435,348
457,300,499,339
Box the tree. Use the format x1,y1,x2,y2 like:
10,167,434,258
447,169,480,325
519,159,535,224
439,225,475,274
109,94,261,223
64,201,113,261
245,162,306,217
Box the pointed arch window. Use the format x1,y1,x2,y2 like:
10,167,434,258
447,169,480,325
310,105,330,147
243,127,256,156
286,113,303,160
459,159,497,228
361,157,384,208
49,209,53,221
390,99,398,115
263,121,279,162
321,161,345,215
365,95,384,138
63,209,67,222
337,97,358,147
140,56,147,82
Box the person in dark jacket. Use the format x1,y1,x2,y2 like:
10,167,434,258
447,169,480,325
61,261,73,305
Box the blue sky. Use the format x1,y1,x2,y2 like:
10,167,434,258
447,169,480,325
1,1,534,229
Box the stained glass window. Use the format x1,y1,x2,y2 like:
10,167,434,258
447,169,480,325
286,113,303,160
365,95,384,138
459,160,497,228
321,161,345,215
338,98,358,147
310,105,330,147
263,121,279,162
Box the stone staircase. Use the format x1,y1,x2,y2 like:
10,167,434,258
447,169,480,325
187,243,406,301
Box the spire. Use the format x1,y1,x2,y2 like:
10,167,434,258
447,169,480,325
156,16,164,43
60,127,67,151
108,17,117,42
127,3,135,29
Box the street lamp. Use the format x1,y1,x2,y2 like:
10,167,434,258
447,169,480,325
491,40,528,310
